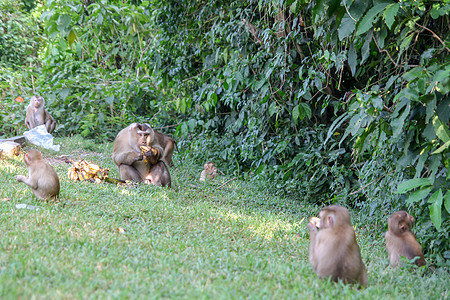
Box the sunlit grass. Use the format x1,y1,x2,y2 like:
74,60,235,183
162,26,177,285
0,136,449,298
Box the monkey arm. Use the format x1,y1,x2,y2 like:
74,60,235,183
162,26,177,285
307,223,318,268
148,143,163,160
25,109,34,129
16,175,38,189
113,151,143,166
44,111,56,133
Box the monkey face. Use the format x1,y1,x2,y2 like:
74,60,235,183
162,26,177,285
31,96,44,108
136,131,149,146
24,149,42,166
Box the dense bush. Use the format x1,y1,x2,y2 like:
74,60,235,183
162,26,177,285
0,0,43,136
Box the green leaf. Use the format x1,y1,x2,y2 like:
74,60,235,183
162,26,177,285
356,3,390,36
292,105,299,122
269,102,279,117
397,178,432,193
431,140,450,155
383,3,399,29
414,149,428,178
68,30,76,48
406,186,433,205
325,112,350,144
59,88,70,100
299,102,312,120
180,98,186,114
290,0,299,14
235,71,243,83
429,189,443,230
105,96,114,105
96,14,104,26
255,79,265,90
399,34,413,54
391,102,410,140
432,116,450,143
444,191,450,214
348,43,357,77
425,94,436,124
361,30,372,63
354,123,376,153
338,14,356,40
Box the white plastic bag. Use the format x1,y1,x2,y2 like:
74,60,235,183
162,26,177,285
23,125,60,151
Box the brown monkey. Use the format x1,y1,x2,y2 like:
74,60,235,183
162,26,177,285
141,123,176,167
25,96,56,133
199,162,218,181
112,123,171,187
307,205,368,287
385,211,426,268
16,149,60,200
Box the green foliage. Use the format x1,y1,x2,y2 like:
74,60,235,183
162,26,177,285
0,0,42,69
0,0,43,137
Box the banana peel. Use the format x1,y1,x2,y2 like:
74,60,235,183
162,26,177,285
140,145,159,163
67,159,115,183
140,146,151,163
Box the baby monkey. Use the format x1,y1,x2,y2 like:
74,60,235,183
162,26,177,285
16,149,60,200
385,211,425,268
307,205,367,287
199,162,218,181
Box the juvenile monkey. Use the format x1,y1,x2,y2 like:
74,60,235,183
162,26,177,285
141,123,176,167
25,96,56,133
16,149,60,200
112,123,171,187
307,205,367,287
199,162,218,181
385,211,426,268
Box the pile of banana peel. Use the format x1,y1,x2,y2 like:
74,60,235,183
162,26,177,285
67,159,130,185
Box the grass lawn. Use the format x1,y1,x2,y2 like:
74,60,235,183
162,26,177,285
1,136,449,299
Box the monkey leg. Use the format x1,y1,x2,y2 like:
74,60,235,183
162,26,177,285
145,162,171,187
118,164,144,182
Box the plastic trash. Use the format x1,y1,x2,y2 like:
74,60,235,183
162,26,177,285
23,125,60,151
16,203,41,210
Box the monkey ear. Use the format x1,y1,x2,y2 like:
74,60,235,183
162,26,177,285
327,215,334,227
129,123,139,132
400,224,406,233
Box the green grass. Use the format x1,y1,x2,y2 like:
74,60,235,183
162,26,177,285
1,136,449,299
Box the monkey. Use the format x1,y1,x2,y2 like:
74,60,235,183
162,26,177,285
141,123,176,167
385,211,426,268
199,162,218,181
15,149,60,200
112,123,171,187
25,96,56,133
307,205,368,287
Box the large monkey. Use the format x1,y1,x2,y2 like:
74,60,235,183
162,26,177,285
25,96,56,133
385,211,426,268
16,149,60,200
112,123,171,187
307,205,368,287
141,123,176,167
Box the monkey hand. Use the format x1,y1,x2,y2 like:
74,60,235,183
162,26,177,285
307,221,318,233
146,148,158,157
16,175,26,182
134,152,144,162
309,217,321,229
